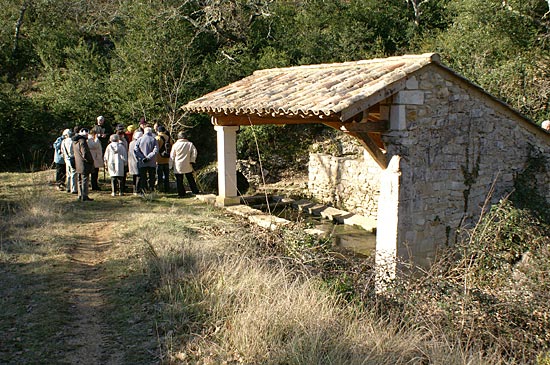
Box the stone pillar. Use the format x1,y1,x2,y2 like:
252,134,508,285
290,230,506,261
375,155,401,292
389,77,423,131
214,125,241,207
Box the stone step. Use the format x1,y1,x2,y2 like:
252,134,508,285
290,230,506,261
248,214,291,231
225,204,263,217
196,194,217,204
320,207,352,221
292,199,327,215
342,214,377,232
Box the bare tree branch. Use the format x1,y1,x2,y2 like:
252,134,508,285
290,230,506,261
406,0,429,26
13,0,31,54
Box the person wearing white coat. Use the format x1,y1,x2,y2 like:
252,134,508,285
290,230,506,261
169,131,199,198
128,130,143,195
104,134,128,196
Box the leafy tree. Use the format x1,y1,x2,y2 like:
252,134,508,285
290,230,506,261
0,83,59,171
0,0,548,172
425,0,550,121
37,41,110,128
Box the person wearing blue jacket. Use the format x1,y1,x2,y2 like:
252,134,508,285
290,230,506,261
53,132,66,190
134,127,159,194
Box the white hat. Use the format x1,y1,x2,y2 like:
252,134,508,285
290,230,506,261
542,120,550,131
97,115,105,122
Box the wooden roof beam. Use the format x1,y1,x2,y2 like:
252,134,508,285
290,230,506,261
212,114,340,126
323,121,388,169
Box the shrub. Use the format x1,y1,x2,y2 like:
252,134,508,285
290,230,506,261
388,198,550,363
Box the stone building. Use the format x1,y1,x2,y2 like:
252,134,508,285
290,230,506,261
182,53,550,279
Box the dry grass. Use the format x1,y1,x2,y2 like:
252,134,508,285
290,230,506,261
1,171,547,364
386,199,550,364
134,203,507,364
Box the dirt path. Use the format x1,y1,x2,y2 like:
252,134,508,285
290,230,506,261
62,220,122,365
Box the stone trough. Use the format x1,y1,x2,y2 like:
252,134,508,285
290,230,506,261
196,194,377,256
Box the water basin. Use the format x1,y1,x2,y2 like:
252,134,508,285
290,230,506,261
245,195,376,257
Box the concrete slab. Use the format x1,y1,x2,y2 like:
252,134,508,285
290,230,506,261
225,205,263,217
272,196,295,205
292,199,315,211
307,204,327,216
343,214,377,232
333,231,376,256
320,207,350,221
196,194,217,204
304,228,329,237
241,195,270,205
248,214,291,231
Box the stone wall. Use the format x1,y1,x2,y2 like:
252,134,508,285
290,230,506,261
382,64,550,266
307,64,550,270
308,147,382,219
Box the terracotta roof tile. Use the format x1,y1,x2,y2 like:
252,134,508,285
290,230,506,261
182,53,440,121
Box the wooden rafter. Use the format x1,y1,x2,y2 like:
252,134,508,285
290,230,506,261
212,109,390,169
212,114,340,126
323,120,389,169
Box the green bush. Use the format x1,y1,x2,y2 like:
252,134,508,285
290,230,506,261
389,198,550,363
236,124,332,175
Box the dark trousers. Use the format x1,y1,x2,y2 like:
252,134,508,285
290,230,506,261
157,163,170,192
138,166,156,193
120,171,127,193
91,168,100,190
175,172,199,197
55,163,66,187
77,173,90,199
111,177,124,195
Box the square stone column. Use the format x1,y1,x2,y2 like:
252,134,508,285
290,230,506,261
375,155,401,292
214,125,241,207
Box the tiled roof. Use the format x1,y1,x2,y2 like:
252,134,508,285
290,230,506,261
181,53,440,121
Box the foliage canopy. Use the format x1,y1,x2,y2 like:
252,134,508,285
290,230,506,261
0,0,548,171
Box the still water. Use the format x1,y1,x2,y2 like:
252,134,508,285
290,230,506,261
252,199,376,257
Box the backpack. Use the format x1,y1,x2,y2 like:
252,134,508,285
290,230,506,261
159,135,171,158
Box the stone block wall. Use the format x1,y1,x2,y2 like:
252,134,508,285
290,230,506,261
307,64,550,270
383,65,550,266
308,149,382,219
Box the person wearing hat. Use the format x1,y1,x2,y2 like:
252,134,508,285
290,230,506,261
170,131,199,198
138,117,148,133
61,129,78,194
134,127,159,194
104,134,128,196
125,124,136,144
72,128,95,201
114,124,128,149
114,124,129,193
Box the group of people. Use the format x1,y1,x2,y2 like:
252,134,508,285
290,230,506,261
53,116,199,201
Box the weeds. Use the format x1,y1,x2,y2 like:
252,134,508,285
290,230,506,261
387,198,550,363
1,170,548,364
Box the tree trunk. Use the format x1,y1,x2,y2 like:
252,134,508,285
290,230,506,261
13,0,31,54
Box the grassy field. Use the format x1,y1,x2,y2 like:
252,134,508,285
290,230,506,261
0,170,548,364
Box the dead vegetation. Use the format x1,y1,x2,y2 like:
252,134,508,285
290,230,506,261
0,171,549,364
